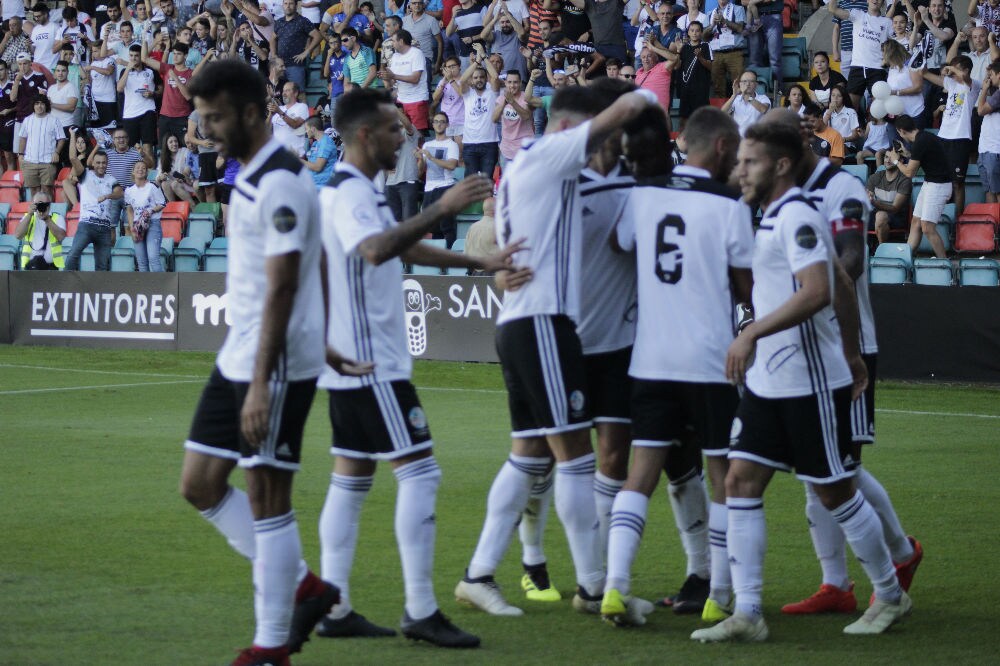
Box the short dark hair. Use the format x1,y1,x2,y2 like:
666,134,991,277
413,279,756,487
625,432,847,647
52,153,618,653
62,6,76,20
55,59,70,70
385,15,402,28
32,94,51,112
505,69,521,80
550,86,605,119
196,17,210,29
605,57,622,68
129,43,142,53
688,20,703,30
894,114,917,132
683,106,739,155
173,42,190,54
950,54,973,72
814,50,829,61
394,28,412,46
30,2,49,13
93,149,108,160
588,76,635,110
334,88,394,140
305,115,324,131
188,59,269,118
341,26,359,39
801,102,823,118
744,122,804,167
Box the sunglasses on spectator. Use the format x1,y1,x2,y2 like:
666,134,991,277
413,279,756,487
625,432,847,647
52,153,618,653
622,74,635,78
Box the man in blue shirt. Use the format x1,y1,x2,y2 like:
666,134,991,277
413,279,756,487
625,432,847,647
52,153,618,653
323,33,348,115
302,116,337,188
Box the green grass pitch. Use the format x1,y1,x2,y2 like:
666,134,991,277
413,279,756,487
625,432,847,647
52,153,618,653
1,346,998,665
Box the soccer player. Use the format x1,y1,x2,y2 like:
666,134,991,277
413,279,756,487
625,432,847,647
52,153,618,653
179,60,341,666
315,89,520,647
601,105,753,626
691,122,911,643
767,108,923,616
454,84,660,617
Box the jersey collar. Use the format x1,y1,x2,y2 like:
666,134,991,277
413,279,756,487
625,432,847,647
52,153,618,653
803,157,831,191
763,185,805,218
241,137,284,174
672,164,711,179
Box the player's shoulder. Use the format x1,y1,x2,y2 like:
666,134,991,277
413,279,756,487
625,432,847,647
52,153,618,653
764,191,819,225
637,172,742,201
243,145,308,191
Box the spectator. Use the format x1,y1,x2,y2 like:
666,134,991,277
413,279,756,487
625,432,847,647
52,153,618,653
856,110,891,165
117,44,156,153
124,160,166,271
301,115,336,188
105,126,153,232
270,0,322,89
156,132,196,203
11,51,48,164
910,0,956,125
722,68,769,135
46,60,78,161
706,0,746,99
642,1,682,67
828,0,892,108
385,105,423,221
27,2,60,74
969,0,1000,38
52,6,94,67
808,50,847,108
105,20,142,79
804,101,846,165
577,0,626,62
186,106,219,202
605,56,622,77
526,0,558,52
417,111,461,244
883,38,925,125
830,0,866,78
0,17,31,70
0,61,15,171
890,12,911,51
151,0,186,39
185,14,217,67
268,79,309,153
60,132,89,204
518,17,557,133
493,69,536,168
383,29,430,131
403,0,443,78
890,113,951,257
18,95,62,197
976,60,1000,203
825,84,862,153
342,27,377,89
561,0,592,42
267,55,288,98
676,0,708,33
630,0,659,64
300,0,322,27
923,55,980,215
483,3,528,82
322,32,347,116
85,40,118,128
54,0,91,28
232,18,271,75
64,145,123,271
635,46,676,114
677,20,712,128
381,15,403,69
433,56,465,148
458,44,501,176
746,0,783,96
325,1,375,43
867,143,913,241
784,82,807,114
141,39,193,143
620,62,636,80
14,191,65,269
948,26,998,87
447,0,488,71
463,195,499,266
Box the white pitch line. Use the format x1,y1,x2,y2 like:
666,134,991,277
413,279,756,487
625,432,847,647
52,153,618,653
876,408,1000,420
0,363,204,379
0,379,202,395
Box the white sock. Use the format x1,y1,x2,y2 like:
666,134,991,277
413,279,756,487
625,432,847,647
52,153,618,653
555,453,605,595
200,486,256,560
394,457,442,620
519,468,554,567
668,468,710,579
805,483,850,590
594,471,624,561
253,512,301,648
604,490,648,596
319,473,372,619
468,455,547,578
831,491,901,602
727,497,765,619
708,502,731,606
855,467,913,564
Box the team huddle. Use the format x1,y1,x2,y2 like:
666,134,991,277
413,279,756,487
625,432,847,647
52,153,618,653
176,59,921,665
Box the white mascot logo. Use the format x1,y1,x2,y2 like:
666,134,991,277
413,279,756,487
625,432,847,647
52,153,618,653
403,279,442,356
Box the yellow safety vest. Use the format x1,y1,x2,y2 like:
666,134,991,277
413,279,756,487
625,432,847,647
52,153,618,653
20,213,64,269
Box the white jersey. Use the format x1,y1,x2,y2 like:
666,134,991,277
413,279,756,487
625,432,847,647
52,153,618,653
847,9,891,69
803,158,877,354
576,162,636,355
317,162,412,390
938,76,980,141
216,139,325,383
30,21,60,71
746,187,852,398
495,121,590,326
617,165,754,382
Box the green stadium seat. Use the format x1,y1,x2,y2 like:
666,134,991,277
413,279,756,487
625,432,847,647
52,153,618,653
173,236,204,272
110,236,136,272
192,202,221,220
459,201,483,217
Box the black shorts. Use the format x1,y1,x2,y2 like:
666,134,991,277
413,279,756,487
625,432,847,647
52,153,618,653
0,129,12,152
122,110,157,146
584,346,632,424
940,137,973,183
94,101,118,128
846,66,888,95
559,11,591,41
851,353,877,444
496,314,591,438
198,151,219,186
218,182,234,204
327,380,433,460
631,379,739,458
185,366,318,471
871,209,908,230
729,386,858,483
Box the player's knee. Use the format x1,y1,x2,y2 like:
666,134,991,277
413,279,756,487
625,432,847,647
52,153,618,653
179,474,226,511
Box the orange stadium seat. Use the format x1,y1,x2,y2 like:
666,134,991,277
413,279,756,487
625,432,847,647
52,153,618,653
5,201,31,234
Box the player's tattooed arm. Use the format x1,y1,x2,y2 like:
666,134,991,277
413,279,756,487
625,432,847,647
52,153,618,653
831,257,868,400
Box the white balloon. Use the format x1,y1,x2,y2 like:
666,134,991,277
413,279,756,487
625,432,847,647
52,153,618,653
872,81,892,101
885,95,905,116
870,98,888,119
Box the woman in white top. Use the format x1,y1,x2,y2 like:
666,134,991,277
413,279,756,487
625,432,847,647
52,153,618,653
124,161,166,271
676,0,709,32
883,39,925,126
825,84,862,148
155,133,196,204
784,83,808,115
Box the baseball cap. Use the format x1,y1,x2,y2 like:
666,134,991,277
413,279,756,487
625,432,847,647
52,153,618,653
15,52,32,62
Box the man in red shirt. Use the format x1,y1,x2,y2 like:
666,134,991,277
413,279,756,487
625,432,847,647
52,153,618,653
142,41,193,144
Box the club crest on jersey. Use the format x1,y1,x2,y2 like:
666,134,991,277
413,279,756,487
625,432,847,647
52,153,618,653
794,224,818,249
569,390,585,413
272,206,297,233
409,406,428,430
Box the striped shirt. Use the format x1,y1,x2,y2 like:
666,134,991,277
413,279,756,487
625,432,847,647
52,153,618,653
346,45,375,86
527,0,558,49
105,147,142,188
18,113,62,163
